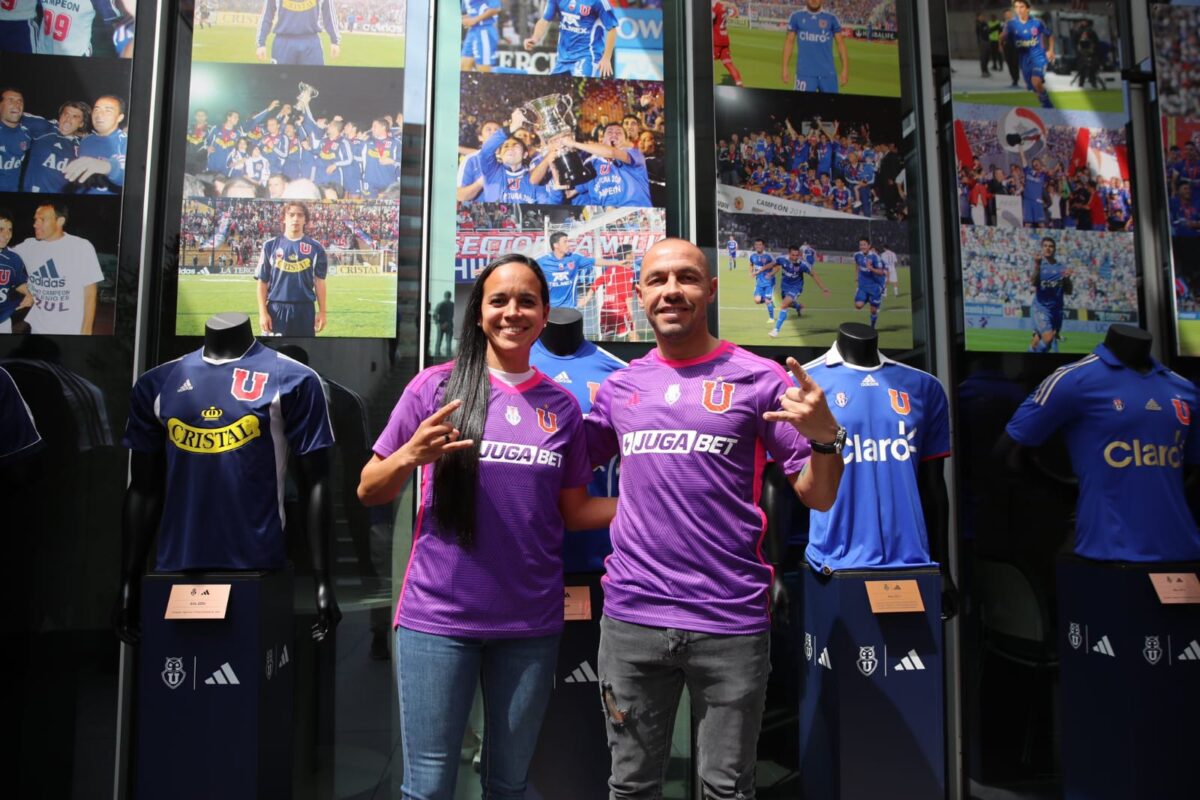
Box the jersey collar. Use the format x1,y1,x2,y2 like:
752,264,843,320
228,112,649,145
1093,343,1169,375
822,342,897,373
201,340,261,365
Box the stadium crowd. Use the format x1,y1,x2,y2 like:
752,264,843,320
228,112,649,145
961,226,1138,313
721,215,908,258
1152,4,1200,118
1165,136,1200,240
717,116,905,219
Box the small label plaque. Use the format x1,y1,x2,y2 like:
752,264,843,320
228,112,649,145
164,584,231,620
1149,573,1200,605
564,585,592,621
865,580,926,613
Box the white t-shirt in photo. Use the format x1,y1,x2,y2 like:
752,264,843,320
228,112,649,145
13,233,105,335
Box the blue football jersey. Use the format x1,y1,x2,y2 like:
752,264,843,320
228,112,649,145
0,114,53,191
540,251,595,307
363,136,401,193
575,150,652,208
1022,166,1046,201
750,252,775,284
726,239,738,257
855,251,885,288
0,366,41,461
256,235,329,303
530,338,625,572
776,255,812,285
542,0,617,66
122,343,335,571
0,247,29,324
463,0,500,28
257,0,340,45
1004,16,1050,65
803,346,951,571
77,129,126,194
1032,257,1067,313
22,132,78,194
1006,345,1200,561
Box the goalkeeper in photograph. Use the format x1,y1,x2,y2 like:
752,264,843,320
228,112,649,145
255,201,329,336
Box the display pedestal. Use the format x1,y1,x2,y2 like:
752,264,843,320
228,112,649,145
135,569,295,800
528,572,609,800
798,566,945,799
1056,556,1200,800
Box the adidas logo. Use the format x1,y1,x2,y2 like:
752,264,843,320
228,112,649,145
204,662,241,685
818,647,831,669
178,379,194,392
894,649,927,671
1092,635,1115,657
278,646,290,668
860,374,879,387
1179,640,1200,661
563,660,599,684
1145,398,1162,411
553,371,572,384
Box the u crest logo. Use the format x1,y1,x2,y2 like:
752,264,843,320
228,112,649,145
888,389,911,416
231,369,269,402
536,409,558,433
1173,398,1191,426
701,380,735,414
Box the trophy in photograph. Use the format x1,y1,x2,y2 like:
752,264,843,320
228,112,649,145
520,93,595,188
296,82,320,111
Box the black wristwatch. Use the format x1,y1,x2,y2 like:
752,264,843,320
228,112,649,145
810,426,847,456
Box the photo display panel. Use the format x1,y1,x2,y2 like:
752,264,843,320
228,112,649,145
1150,2,1200,356
0,1,136,336
946,0,1139,354
710,1,914,349
174,0,406,338
453,1,667,344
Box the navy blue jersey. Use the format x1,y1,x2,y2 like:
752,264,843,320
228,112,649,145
1022,166,1046,202
803,347,951,571
0,366,41,461
530,337,625,572
22,132,77,194
574,149,652,207
0,247,29,324
205,125,241,173
0,114,53,192
855,250,885,289
363,136,400,194
1006,345,1200,561
540,251,595,307
542,0,617,68
77,129,126,194
256,235,328,303
257,0,340,45
1032,256,1068,313
776,255,812,285
259,131,290,175
122,343,335,571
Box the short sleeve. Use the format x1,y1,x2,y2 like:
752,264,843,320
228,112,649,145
373,370,440,458
788,12,798,33
584,376,619,467
122,370,166,453
1185,406,1200,465
282,371,335,455
80,240,104,285
255,241,271,282
560,411,593,489
759,363,812,475
920,377,952,461
542,1,557,22
314,245,328,280
599,4,617,28
1005,370,1076,446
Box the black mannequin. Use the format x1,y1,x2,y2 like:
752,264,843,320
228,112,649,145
759,461,795,621
114,313,341,644
540,307,585,356
836,322,958,620
1103,323,1153,373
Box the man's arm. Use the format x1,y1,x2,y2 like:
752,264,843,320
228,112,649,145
565,138,632,165
809,269,830,294
834,32,850,85
320,0,341,57
257,0,278,55
525,17,552,50
763,358,844,511
81,283,97,335
314,277,327,333
597,26,618,78
257,276,272,333
781,31,795,84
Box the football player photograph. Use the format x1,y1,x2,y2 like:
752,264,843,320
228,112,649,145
255,201,328,336
357,253,615,800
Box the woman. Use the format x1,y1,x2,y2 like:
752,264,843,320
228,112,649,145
358,254,611,799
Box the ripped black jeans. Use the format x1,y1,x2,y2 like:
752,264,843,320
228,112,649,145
597,615,770,800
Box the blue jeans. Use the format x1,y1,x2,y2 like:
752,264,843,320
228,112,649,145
395,625,560,800
598,615,771,800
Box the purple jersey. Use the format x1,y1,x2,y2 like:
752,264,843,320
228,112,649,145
374,363,592,638
585,341,812,634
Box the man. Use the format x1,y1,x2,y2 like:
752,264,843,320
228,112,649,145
456,119,501,203
433,290,454,357
363,118,401,197
257,0,341,65
0,208,32,334
975,12,992,77
255,202,328,337
1028,236,1070,353
36,0,123,56
853,236,887,329
566,123,652,208
579,246,637,340
185,108,212,173
0,0,38,53
540,231,596,308
13,202,105,335
748,238,778,324
65,95,126,194
725,234,738,271
475,110,561,204
525,0,618,78
0,88,54,192
205,110,242,174
585,237,843,800
781,0,849,93
23,101,88,194
770,243,829,337
1019,150,1047,228
1001,0,1055,109
460,0,502,72
880,244,900,297
712,2,744,87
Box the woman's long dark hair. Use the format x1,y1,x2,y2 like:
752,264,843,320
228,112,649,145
432,253,550,547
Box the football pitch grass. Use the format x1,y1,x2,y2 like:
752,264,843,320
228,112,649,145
1177,320,1200,357
718,255,913,349
716,29,900,97
192,26,405,68
965,327,1105,354
176,273,398,338
951,89,1125,113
